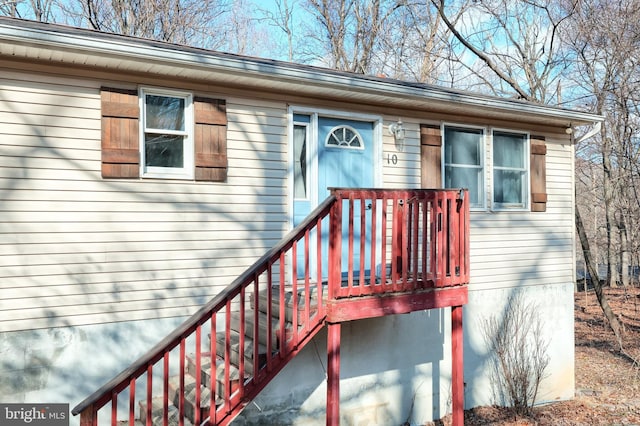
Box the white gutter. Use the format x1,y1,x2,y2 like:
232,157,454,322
574,121,602,144
0,17,604,127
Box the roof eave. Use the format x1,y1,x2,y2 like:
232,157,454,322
0,17,604,128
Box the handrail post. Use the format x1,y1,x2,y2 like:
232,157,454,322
463,190,470,281
451,305,464,426
79,405,96,426
326,322,341,426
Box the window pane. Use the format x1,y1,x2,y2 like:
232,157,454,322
494,132,525,168
326,126,363,148
444,127,482,166
444,126,483,207
494,170,525,204
145,134,184,168
146,95,185,131
445,166,482,206
294,125,307,199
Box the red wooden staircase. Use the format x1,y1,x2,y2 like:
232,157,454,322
72,188,470,426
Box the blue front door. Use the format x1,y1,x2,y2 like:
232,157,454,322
292,115,375,279
319,117,375,279
317,117,375,199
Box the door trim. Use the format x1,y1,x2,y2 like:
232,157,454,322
287,106,383,231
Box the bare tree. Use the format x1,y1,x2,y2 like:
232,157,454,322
373,0,458,84
64,0,231,47
431,0,575,101
576,204,624,349
256,0,297,62
303,0,401,73
564,0,640,292
0,0,19,17
0,0,57,21
429,0,638,350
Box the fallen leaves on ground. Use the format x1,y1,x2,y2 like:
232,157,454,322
432,287,640,425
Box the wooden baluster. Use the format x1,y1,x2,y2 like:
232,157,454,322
111,394,117,426
369,192,378,291
224,302,232,412
194,325,201,425
179,339,185,426
348,195,355,295
421,195,429,285
266,264,274,372
430,195,439,286
359,194,366,293
316,217,323,313
239,287,246,395
292,242,299,350
146,365,153,426
380,196,388,287
279,253,286,358
163,353,169,426
253,273,260,380
209,313,217,424
129,378,135,426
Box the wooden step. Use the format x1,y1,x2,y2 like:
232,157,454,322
167,374,214,424
252,285,323,322
230,309,291,348
138,396,193,426
184,354,244,400
116,420,144,426
212,332,268,375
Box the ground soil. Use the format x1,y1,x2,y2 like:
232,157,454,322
434,286,640,425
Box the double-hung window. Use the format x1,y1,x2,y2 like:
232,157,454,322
140,88,194,179
444,126,485,208
492,131,528,209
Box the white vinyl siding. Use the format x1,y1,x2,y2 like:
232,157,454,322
0,68,575,333
382,118,421,188
380,119,574,292
0,70,288,332
468,140,574,291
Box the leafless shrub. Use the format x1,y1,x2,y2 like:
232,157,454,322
482,292,550,415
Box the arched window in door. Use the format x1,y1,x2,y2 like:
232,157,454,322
325,125,364,149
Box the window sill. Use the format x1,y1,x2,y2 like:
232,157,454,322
141,172,194,181
491,207,529,212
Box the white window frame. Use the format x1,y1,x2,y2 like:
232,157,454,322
139,87,194,180
293,119,311,201
491,129,530,211
442,123,487,210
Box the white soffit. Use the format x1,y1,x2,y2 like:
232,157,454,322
0,17,603,128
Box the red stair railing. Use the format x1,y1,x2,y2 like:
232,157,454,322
72,194,336,426
72,188,469,426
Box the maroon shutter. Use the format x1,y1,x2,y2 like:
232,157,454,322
421,124,442,188
194,97,227,182
101,87,140,178
530,135,547,212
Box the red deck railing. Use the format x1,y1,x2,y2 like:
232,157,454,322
72,188,469,426
328,188,469,300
